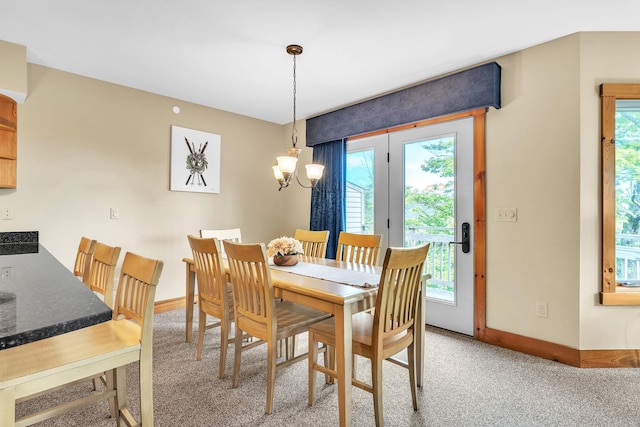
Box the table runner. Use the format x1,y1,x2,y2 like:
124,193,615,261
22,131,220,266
270,261,380,288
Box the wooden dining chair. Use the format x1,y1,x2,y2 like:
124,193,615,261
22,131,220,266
222,240,330,415
288,229,330,356
86,241,121,390
109,251,164,426
199,228,242,248
13,251,163,427
294,229,329,258
87,242,121,309
308,243,430,427
73,236,96,285
187,235,235,378
336,231,382,266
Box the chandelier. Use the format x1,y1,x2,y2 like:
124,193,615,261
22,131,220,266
272,44,324,190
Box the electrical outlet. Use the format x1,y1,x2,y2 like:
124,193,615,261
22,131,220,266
1,207,13,220
1,267,13,280
110,208,120,220
495,207,517,222
536,301,548,318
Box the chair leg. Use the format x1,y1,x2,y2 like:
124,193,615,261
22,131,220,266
287,336,296,360
408,342,418,411
113,367,126,425
139,351,154,426
99,372,116,419
352,353,357,379
308,332,317,406
276,339,285,358
218,318,228,379
232,323,243,388
325,345,335,384
372,357,384,427
196,309,206,361
265,339,277,414
0,387,16,427
105,369,118,421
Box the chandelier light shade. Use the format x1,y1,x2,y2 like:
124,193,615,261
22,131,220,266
272,165,284,181
273,44,324,190
305,164,324,184
276,153,298,174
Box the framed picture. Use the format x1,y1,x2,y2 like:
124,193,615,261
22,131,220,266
170,125,221,193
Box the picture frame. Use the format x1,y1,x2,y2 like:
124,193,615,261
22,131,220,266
170,125,221,193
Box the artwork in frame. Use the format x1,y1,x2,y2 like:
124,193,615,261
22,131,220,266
170,125,221,193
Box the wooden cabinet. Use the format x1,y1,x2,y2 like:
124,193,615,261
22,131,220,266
0,94,17,188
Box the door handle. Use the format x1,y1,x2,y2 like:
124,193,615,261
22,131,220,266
449,222,470,254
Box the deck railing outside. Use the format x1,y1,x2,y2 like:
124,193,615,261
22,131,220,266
406,227,455,294
404,230,640,286
617,233,640,281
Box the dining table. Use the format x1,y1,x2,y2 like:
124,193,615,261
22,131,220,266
182,254,427,426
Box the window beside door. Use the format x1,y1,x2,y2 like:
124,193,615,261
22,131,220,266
345,131,461,303
601,84,640,305
345,150,375,234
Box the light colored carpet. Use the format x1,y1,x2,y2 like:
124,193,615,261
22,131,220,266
16,309,640,426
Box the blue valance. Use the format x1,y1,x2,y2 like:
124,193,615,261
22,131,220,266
305,61,501,146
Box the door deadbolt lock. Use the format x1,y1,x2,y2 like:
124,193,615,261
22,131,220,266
449,222,470,253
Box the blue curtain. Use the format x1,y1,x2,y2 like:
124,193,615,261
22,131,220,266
310,139,345,259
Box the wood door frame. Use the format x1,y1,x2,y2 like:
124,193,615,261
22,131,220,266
348,108,487,339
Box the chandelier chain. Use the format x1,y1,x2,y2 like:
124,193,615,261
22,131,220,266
273,44,322,191
292,53,298,148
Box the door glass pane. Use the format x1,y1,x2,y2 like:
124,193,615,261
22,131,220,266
346,150,374,234
404,136,455,302
615,100,640,284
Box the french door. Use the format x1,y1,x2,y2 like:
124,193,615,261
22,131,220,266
346,117,475,335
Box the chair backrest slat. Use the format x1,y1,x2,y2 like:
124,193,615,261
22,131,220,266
73,236,97,285
336,232,382,266
112,252,163,338
200,228,242,243
223,241,275,336
188,235,228,311
87,242,121,308
294,229,329,258
373,244,430,349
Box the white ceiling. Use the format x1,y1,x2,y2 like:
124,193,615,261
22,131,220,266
2,0,640,124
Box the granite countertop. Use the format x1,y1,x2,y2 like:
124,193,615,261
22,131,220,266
0,238,112,350
0,230,39,255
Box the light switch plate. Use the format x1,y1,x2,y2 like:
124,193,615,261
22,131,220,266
495,207,517,222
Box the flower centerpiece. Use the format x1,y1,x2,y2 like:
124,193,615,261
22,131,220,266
267,236,304,266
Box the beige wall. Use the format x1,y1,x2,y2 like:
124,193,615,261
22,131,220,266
0,61,311,302
5,32,640,351
488,32,640,350
487,35,581,347
578,32,640,349
0,40,27,102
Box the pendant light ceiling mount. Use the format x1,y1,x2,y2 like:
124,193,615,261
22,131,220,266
286,44,303,56
272,44,324,191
